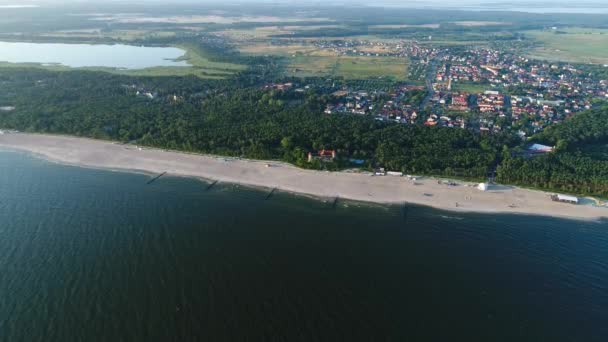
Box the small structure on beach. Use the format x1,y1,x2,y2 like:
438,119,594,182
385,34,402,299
477,183,489,191
307,149,336,163
374,168,386,176
551,194,579,205
439,180,458,186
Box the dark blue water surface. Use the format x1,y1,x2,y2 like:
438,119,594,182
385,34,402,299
1,149,607,341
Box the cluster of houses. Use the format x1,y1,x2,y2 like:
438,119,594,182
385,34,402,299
262,82,294,91
418,46,607,135
260,44,606,139
436,63,487,83
324,90,372,115
437,47,605,98
256,39,607,141
449,93,469,111
308,39,440,60
319,78,600,138
424,89,591,135
424,114,466,128
323,86,421,124
477,91,506,113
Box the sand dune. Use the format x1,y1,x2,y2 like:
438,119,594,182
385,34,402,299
1,132,606,221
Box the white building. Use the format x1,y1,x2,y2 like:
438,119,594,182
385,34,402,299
528,144,554,153
551,194,579,204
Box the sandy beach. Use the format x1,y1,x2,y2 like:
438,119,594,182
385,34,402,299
1,132,606,221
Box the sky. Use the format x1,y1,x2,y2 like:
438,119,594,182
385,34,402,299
2,0,608,12
5,0,608,3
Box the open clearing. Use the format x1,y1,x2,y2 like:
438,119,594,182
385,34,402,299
236,38,407,80
286,55,408,80
418,40,489,46
237,41,335,56
90,14,332,25
451,21,509,26
525,28,608,64
41,29,178,42
215,25,343,41
369,24,440,29
451,81,493,94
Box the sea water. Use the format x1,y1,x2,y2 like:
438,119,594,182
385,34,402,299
0,149,607,341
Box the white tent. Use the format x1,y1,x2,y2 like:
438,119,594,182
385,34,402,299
478,183,488,191
557,194,578,204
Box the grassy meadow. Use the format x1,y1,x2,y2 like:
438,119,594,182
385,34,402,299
286,55,408,80
525,28,608,64
451,81,493,94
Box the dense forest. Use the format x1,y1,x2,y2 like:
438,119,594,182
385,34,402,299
535,107,608,148
0,67,516,179
1,66,607,196
496,106,608,196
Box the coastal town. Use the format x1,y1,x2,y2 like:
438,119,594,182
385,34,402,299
1,7,607,211
116,32,608,144
262,40,608,140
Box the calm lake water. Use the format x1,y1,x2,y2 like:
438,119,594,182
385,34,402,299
0,42,189,69
1,149,607,341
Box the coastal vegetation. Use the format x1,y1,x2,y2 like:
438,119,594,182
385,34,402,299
2,64,605,195
0,68,512,179
497,107,608,197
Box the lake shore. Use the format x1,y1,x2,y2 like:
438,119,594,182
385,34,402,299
1,132,606,221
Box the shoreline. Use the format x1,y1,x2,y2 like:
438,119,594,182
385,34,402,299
1,132,607,221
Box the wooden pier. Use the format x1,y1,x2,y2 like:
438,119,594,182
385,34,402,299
146,172,167,185
205,180,218,191
331,196,339,209
265,188,277,200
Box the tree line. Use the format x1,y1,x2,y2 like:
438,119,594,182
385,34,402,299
497,106,608,196
0,67,517,179
1,66,606,196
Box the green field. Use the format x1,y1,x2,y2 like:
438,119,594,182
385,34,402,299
418,40,489,47
286,55,408,80
40,29,179,42
525,28,608,64
451,81,493,94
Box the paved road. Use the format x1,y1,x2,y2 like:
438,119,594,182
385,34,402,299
419,53,443,111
